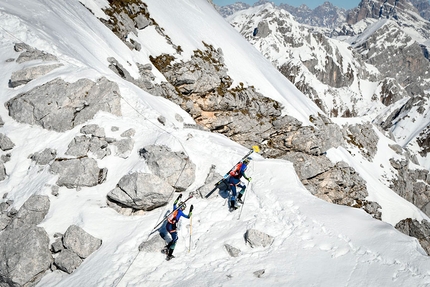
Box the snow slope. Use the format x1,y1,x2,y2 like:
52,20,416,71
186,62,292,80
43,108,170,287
0,0,429,286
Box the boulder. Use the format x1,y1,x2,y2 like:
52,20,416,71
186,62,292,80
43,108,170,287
0,161,6,182
8,195,50,229
395,218,430,255
9,64,63,88
139,145,196,191
120,128,135,138
107,172,172,211
138,235,166,253
54,249,83,274
50,157,107,188
80,124,106,138
244,229,274,248
14,43,58,63
224,244,241,257
65,135,110,159
0,134,15,151
112,138,134,159
197,165,223,198
6,77,121,132
0,225,52,287
29,148,57,165
62,225,102,259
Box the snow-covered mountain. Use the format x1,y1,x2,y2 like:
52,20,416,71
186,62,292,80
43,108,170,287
1,0,430,286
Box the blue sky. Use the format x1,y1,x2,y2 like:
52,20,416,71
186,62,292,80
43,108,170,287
213,0,360,10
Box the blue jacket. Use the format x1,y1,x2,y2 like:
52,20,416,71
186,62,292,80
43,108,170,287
167,203,190,224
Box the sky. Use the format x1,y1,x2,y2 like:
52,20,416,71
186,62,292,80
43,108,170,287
2,0,430,286
213,0,361,10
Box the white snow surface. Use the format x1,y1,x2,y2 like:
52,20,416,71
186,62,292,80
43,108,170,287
0,0,429,286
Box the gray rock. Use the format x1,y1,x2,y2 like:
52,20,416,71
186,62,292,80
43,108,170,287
120,128,135,138
112,138,134,159
224,244,241,257
175,113,184,123
80,124,106,138
0,134,15,151
245,229,274,248
29,148,57,165
395,218,430,255
0,225,53,287
0,162,6,182
54,249,83,274
135,14,151,29
197,165,223,199
253,269,265,278
51,239,64,253
6,77,122,132
0,213,11,231
157,116,166,125
138,235,166,252
139,145,196,191
8,195,50,229
14,43,58,63
9,64,63,88
50,157,107,188
51,185,60,197
107,172,172,211
62,225,102,259
1,154,11,163
66,135,110,159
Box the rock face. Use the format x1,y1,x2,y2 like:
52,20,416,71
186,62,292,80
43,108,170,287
140,145,196,191
0,195,52,287
49,157,108,189
395,218,430,255
0,225,53,287
6,77,122,132
107,172,172,212
389,158,430,217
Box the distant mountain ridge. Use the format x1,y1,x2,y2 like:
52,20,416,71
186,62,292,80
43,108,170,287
216,0,430,28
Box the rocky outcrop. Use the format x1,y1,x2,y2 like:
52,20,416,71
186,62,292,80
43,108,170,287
0,195,52,287
8,195,50,229
107,172,172,214
9,64,63,88
395,218,430,255
6,77,122,132
389,158,430,217
50,157,108,189
139,145,196,191
29,148,57,165
53,225,102,274
0,225,52,287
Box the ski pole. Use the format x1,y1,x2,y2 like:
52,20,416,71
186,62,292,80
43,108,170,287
188,215,193,253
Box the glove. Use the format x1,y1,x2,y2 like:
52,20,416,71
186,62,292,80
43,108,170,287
174,193,182,204
246,177,252,182
189,204,194,213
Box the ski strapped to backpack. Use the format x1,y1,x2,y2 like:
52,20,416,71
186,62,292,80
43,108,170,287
205,146,259,198
152,193,194,230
